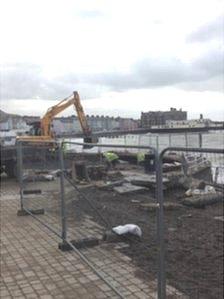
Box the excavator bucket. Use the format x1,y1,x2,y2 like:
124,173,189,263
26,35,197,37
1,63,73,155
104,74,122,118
83,136,99,149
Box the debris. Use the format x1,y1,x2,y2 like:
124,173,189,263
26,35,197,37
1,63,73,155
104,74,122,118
131,199,141,203
74,161,90,182
185,185,217,197
178,214,192,220
163,152,182,163
131,175,169,189
106,171,124,181
113,183,147,194
182,193,223,208
181,154,213,182
214,216,224,222
95,180,124,190
86,165,106,180
112,224,142,237
42,174,55,181
23,173,55,182
50,169,61,177
23,189,42,195
120,171,169,189
163,162,182,172
140,202,183,211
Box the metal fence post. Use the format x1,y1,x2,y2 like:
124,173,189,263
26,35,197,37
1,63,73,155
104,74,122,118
199,133,202,148
138,135,141,150
168,134,171,147
124,135,127,147
155,150,166,299
17,141,24,210
59,144,67,241
185,133,188,148
156,135,159,152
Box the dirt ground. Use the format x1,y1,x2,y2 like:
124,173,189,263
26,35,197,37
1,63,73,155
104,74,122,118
71,172,223,299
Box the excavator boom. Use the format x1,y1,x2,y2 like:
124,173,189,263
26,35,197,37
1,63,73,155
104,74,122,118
17,91,95,145
41,91,91,138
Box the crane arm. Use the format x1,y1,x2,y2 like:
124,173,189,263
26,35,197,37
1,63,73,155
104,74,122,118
41,91,91,137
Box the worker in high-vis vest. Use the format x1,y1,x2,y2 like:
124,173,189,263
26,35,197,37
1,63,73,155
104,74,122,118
61,139,68,156
103,152,119,169
137,152,145,165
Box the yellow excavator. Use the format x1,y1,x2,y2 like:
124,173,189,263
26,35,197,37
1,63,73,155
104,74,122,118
17,91,97,145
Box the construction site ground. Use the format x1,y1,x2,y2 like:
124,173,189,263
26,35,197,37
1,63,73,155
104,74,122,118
0,177,184,299
1,168,223,299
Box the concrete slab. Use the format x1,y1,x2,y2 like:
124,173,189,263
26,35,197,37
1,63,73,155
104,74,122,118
113,183,147,194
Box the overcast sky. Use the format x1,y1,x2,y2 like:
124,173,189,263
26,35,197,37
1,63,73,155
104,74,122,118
0,0,223,120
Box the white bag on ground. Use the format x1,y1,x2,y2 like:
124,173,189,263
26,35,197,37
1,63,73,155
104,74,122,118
112,224,142,237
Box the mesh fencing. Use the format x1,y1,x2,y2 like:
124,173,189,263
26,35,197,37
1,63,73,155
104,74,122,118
17,140,223,299
160,148,224,299
62,141,160,288
17,142,63,238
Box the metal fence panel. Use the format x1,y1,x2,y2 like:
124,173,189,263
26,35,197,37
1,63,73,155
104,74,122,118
60,141,165,296
17,138,223,299
159,147,224,299
17,141,64,238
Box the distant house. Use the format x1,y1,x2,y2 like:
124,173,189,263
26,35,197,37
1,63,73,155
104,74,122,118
52,116,82,135
0,110,30,132
0,118,13,131
0,110,13,130
116,117,139,131
22,116,40,125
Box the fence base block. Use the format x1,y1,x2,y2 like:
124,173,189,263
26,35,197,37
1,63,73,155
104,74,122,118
102,230,123,243
17,208,45,216
58,241,72,251
58,238,100,252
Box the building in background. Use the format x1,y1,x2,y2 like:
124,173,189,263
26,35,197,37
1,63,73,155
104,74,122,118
166,118,212,128
116,117,139,131
141,108,187,128
86,115,120,132
50,115,139,135
0,110,30,132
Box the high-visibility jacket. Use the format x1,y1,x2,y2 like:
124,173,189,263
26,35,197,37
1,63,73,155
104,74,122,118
137,152,145,163
103,152,119,162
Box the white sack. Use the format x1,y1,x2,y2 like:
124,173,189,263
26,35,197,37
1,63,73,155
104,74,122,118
112,224,142,237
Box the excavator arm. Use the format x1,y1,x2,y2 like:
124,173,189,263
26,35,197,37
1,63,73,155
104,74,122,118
17,91,96,144
41,91,91,138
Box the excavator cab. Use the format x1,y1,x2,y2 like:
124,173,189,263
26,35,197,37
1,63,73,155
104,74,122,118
29,121,41,136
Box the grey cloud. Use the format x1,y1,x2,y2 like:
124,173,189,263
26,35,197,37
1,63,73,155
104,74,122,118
187,15,224,43
0,63,78,100
80,48,223,91
179,75,224,92
192,48,224,77
0,63,104,101
1,47,223,101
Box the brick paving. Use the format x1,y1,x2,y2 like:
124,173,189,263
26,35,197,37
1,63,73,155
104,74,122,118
0,178,184,298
